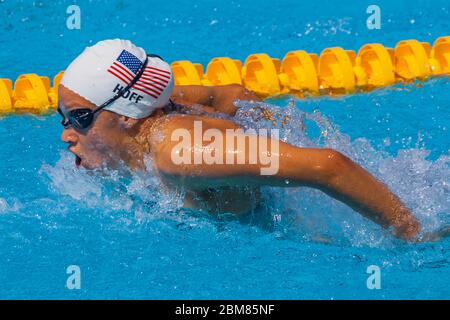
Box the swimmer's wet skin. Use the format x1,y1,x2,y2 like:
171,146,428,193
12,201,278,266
58,39,420,241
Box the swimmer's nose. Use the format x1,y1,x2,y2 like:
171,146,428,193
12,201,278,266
61,128,79,144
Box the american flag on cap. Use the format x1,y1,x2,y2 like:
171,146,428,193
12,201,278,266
107,50,171,100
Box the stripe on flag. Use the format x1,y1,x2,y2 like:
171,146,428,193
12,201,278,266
107,50,171,100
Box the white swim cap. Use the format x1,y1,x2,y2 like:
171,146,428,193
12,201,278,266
61,39,174,119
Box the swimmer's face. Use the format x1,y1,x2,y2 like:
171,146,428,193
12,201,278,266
58,85,131,169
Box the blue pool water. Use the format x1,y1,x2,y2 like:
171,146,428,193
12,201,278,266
0,0,449,299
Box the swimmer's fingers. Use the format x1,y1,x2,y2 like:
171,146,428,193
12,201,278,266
416,225,450,243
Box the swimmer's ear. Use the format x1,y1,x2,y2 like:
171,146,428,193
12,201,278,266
118,116,140,130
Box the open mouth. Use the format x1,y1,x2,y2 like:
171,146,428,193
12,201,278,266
75,155,82,167
69,146,83,168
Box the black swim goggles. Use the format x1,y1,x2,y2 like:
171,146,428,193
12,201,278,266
58,53,163,131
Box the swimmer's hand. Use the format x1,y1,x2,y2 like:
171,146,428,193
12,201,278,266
416,225,450,243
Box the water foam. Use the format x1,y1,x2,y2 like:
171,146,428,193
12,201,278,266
234,99,449,246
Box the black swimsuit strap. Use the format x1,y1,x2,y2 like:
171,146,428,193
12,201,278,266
164,99,180,113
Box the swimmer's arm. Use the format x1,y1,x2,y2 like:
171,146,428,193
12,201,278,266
171,84,261,116
153,123,420,240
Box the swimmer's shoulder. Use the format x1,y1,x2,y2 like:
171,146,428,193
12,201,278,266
143,113,240,174
148,113,240,141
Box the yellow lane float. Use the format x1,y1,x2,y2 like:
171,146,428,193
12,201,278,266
429,36,450,75
279,50,319,94
1,36,449,115
395,39,432,80
205,57,242,86
0,79,13,113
